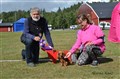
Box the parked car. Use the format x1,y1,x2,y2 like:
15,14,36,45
99,21,110,30
48,24,52,31
70,25,78,30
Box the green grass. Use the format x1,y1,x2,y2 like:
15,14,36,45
0,30,120,79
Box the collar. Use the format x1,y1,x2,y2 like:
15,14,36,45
81,24,90,31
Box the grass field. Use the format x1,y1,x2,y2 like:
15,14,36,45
0,30,120,79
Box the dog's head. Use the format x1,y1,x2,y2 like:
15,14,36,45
58,51,65,59
58,51,67,66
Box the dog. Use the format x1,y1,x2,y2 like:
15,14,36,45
58,51,73,66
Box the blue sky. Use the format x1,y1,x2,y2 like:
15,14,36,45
0,0,110,12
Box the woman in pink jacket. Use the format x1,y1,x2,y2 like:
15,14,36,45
65,14,106,66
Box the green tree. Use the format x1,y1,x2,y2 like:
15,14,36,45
57,7,62,13
0,2,81,28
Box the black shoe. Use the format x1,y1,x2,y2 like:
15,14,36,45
34,61,40,64
21,49,26,60
35,62,40,64
91,60,98,66
27,62,35,67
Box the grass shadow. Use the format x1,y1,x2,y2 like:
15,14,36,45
38,57,51,63
38,57,59,64
98,57,113,64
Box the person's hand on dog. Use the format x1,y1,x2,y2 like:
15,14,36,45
64,51,71,58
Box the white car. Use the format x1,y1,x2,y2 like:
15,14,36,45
48,27,52,30
48,24,52,31
70,25,78,30
99,21,110,30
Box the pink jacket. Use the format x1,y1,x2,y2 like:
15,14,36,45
70,24,106,53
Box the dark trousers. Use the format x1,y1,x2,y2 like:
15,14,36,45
71,45,102,64
85,45,102,61
21,34,39,63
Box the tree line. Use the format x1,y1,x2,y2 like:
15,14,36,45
0,3,81,29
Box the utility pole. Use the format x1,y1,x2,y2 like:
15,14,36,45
14,12,16,21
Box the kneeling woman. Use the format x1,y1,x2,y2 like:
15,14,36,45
65,14,106,66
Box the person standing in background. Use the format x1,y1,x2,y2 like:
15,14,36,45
108,2,120,43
